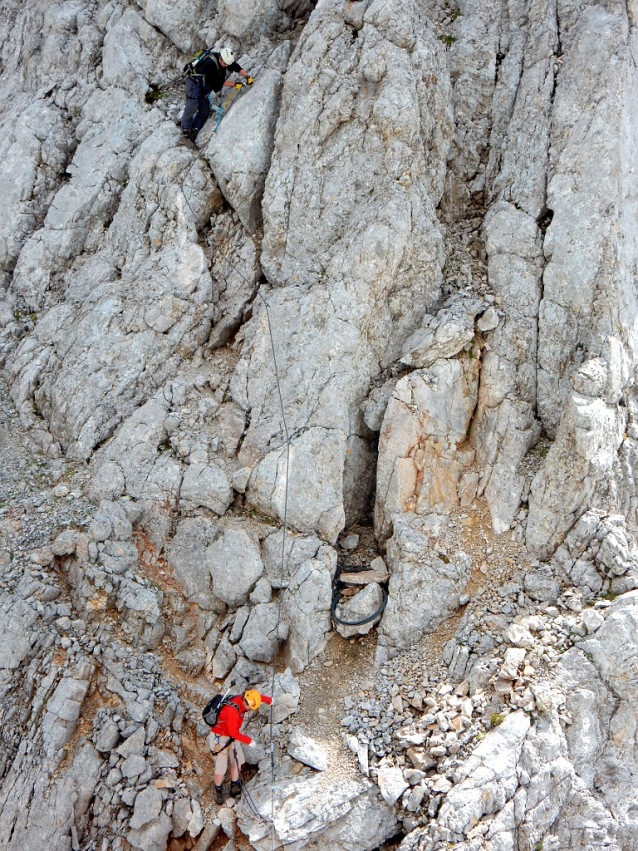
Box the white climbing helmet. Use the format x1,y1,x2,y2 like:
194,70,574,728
220,47,235,65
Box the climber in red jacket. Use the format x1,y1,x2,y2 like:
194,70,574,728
209,689,272,804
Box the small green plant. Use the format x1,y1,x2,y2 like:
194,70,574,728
13,309,20,321
451,10,461,20
491,712,505,727
145,87,168,105
539,446,549,458
601,591,618,602
535,841,544,851
438,33,455,47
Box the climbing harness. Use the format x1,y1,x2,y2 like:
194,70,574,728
331,562,389,628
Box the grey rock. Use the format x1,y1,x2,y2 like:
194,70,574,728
239,602,289,663
0,599,38,669
375,359,479,539
287,727,328,771
203,70,283,234
121,754,147,779
377,765,408,805
213,634,237,680
209,529,264,607
130,785,162,830
188,799,204,837
167,517,219,609
128,810,172,851
249,577,272,605
180,461,233,516
335,582,384,639
400,296,483,368
282,544,337,673
117,726,146,758
261,530,322,588
270,668,300,724
237,759,397,851
376,518,471,660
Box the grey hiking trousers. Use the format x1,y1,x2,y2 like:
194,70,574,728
181,76,213,133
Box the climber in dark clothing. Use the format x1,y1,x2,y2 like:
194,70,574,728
181,47,252,141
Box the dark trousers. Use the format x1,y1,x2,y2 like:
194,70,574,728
181,77,212,133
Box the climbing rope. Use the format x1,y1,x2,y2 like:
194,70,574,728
210,248,290,850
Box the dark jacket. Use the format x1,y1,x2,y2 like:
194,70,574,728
190,52,242,95
209,694,272,744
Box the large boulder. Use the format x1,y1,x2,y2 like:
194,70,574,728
203,70,283,234
167,517,219,609
376,517,471,662
238,602,289,662
237,758,397,851
281,544,337,673
208,528,264,607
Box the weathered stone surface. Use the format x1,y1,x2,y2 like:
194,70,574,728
179,461,233,516
231,0,454,540
287,728,328,771
237,758,397,851
400,296,483,368
203,70,283,234
0,600,38,669
335,582,384,639
128,811,172,851
238,602,289,663
375,357,479,539
281,544,337,673
208,528,264,607
377,765,409,805
474,203,544,535
130,786,162,830
376,518,471,661
167,517,219,609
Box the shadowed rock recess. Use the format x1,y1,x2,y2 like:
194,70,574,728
1,0,638,849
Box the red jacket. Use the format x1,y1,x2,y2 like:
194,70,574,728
210,694,272,744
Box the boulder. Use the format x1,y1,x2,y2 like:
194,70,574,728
167,517,219,609
375,357,479,539
180,461,233,516
237,758,397,851
376,518,471,662
334,582,384,639
238,602,289,663
208,529,264,607
128,811,172,851
203,70,283,234
281,545,337,673
129,786,162,830
287,728,328,771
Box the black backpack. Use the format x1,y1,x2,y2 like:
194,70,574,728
184,49,219,78
202,694,239,728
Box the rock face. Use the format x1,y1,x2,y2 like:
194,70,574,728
231,0,454,539
237,757,397,851
376,518,471,662
2,1,638,851
375,354,479,539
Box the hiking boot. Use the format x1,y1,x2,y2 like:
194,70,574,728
214,783,224,805
182,127,197,144
229,780,241,798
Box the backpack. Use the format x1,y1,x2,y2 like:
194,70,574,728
184,49,219,78
202,693,239,728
